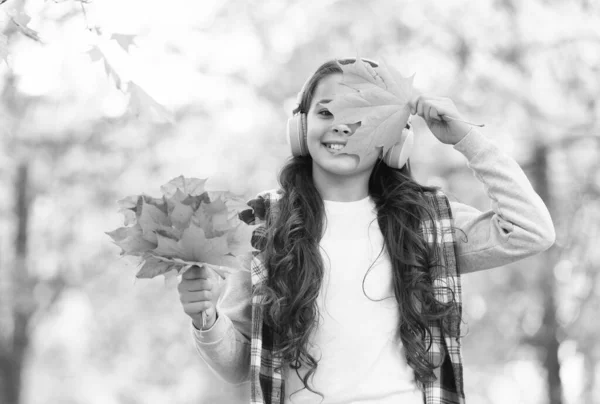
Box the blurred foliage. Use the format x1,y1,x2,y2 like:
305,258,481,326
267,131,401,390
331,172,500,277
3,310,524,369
0,0,599,403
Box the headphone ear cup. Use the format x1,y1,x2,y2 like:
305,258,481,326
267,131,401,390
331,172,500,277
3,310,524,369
286,113,308,156
383,128,414,169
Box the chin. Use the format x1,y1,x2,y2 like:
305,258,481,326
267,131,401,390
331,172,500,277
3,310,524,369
314,156,372,177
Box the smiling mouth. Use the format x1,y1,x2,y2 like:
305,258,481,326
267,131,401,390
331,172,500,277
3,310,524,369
322,143,346,151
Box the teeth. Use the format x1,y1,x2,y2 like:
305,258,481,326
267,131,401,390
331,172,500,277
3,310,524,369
325,144,345,151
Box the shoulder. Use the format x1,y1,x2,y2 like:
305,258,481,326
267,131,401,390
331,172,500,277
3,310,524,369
422,189,453,214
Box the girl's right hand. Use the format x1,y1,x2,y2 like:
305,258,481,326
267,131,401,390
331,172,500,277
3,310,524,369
178,265,221,330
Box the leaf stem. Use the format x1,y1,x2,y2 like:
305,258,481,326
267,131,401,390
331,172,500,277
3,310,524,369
443,115,485,127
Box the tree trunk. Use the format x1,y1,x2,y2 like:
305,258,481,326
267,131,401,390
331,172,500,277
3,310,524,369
531,144,563,404
0,162,32,404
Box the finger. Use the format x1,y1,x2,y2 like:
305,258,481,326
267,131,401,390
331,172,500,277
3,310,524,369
430,106,441,121
424,104,432,122
183,301,212,315
431,99,456,120
182,265,210,280
416,96,426,118
409,94,420,115
180,290,213,304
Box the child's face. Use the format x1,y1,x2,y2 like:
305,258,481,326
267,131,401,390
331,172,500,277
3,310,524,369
306,73,381,179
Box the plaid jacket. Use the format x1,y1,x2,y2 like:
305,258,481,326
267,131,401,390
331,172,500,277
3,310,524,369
239,189,465,404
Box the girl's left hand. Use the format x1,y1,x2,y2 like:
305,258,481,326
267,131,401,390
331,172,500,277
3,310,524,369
409,95,472,145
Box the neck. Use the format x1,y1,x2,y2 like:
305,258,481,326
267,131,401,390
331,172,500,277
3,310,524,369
311,164,371,202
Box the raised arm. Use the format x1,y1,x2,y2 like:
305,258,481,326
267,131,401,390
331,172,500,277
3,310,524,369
449,129,555,273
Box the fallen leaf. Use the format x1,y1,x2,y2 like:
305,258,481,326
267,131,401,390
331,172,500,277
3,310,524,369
87,46,103,62
128,81,174,123
111,33,136,52
102,57,122,89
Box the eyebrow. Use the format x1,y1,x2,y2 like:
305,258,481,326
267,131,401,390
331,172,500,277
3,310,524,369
315,99,332,105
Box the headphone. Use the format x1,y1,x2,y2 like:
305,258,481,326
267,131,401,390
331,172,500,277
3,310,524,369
286,58,414,169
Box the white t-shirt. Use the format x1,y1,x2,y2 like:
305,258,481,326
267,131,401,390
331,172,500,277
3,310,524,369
284,196,423,404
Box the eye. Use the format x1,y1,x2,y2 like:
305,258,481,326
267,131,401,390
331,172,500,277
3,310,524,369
318,109,332,117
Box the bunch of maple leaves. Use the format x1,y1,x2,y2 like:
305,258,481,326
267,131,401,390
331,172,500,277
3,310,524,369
106,176,259,280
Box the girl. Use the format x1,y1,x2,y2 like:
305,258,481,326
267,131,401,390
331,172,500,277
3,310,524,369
177,58,555,404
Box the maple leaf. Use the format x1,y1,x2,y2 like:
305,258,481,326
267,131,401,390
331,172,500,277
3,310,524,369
87,45,123,88
227,223,260,256
327,57,415,161
204,197,230,231
111,33,137,52
136,255,173,279
8,10,41,43
191,203,212,236
106,224,156,255
154,226,182,240
117,195,138,210
141,194,169,214
128,81,174,124
225,196,252,216
169,199,194,230
178,223,232,265
153,233,185,258
103,57,122,89
160,176,208,198
117,208,136,226
147,256,236,279
115,195,138,225
87,46,103,62
138,201,171,243
192,200,231,237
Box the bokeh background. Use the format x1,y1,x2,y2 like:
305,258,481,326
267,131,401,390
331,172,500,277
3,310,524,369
1,0,599,403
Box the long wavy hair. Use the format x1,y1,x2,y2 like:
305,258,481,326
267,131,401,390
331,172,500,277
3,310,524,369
255,59,462,398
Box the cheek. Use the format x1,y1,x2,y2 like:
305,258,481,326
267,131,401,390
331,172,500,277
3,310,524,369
306,118,325,142
357,148,382,168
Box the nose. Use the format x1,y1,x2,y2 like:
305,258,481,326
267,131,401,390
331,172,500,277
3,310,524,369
333,124,353,135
